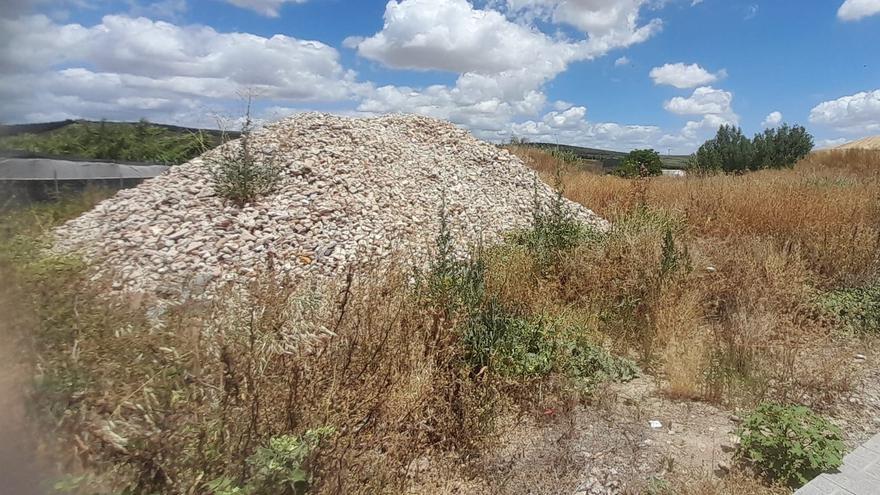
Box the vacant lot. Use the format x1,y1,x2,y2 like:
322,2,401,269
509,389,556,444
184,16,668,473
1,148,878,494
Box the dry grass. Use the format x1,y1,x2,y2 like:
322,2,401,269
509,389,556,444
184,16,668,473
558,153,880,286
504,144,604,176
3,253,510,493
3,149,879,494
505,147,879,406
668,470,789,495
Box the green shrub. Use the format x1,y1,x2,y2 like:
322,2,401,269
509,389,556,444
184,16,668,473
462,302,555,377
208,99,280,206
427,203,633,385
559,335,639,386
207,427,335,495
461,300,638,384
508,177,602,268
819,284,880,334
615,148,663,178
736,403,844,487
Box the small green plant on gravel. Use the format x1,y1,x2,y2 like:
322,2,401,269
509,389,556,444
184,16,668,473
424,197,487,318
736,403,844,487
208,97,280,206
818,283,880,334
207,427,335,495
509,175,601,268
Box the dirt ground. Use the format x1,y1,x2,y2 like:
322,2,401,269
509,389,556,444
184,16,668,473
410,343,880,495
408,376,741,494
0,340,45,495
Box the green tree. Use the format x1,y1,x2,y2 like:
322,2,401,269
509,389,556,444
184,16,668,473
615,148,663,177
689,124,814,174
752,124,813,169
690,125,754,173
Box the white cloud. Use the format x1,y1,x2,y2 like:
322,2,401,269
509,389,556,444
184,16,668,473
545,0,663,58
664,86,735,116
223,0,307,17
353,0,579,74
348,0,664,142
0,14,364,124
614,56,630,67
649,62,723,89
543,105,587,128
837,0,880,21
762,111,782,127
679,113,736,140
553,100,574,110
349,0,576,137
659,85,739,149
354,0,663,74
508,106,662,151
504,0,663,41
809,89,880,134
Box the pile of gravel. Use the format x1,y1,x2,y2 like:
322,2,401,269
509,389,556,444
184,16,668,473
53,113,608,296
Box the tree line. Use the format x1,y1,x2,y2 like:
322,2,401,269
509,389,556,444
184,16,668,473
616,123,814,177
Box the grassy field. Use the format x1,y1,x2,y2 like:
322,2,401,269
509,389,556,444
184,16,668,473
0,148,878,494
0,120,228,164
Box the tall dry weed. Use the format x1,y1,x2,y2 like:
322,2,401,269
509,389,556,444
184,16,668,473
505,146,876,407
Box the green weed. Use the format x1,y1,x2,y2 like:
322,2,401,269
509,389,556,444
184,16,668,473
736,403,844,487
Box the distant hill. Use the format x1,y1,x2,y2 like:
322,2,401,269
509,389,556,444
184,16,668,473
836,136,880,150
525,142,691,170
0,120,235,165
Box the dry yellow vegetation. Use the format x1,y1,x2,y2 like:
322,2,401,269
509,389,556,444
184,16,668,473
836,135,880,150
508,146,880,404
1,147,878,494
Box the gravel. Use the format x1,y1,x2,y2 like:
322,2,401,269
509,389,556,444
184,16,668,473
53,113,608,296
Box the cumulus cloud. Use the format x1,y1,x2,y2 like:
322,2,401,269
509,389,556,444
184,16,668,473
0,0,713,153
664,86,735,116
679,114,736,140
348,0,664,141
614,56,630,67
508,106,662,151
658,85,739,149
503,0,663,49
809,89,880,133
0,14,364,124
837,0,880,21
649,63,724,89
223,0,307,17
353,0,579,74
762,111,783,127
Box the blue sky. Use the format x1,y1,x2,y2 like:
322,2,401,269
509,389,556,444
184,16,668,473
1,0,879,152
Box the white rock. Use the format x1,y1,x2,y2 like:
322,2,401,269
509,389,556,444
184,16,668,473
53,113,608,297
